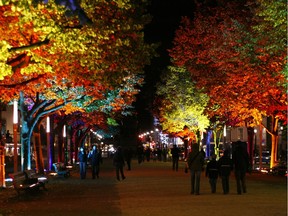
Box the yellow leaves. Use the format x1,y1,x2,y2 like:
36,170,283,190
113,0,131,9
0,63,12,80
0,41,12,79
61,103,85,115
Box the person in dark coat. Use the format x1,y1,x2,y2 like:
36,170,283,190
88,145,102,179
124,147,133,171
113,146,126,181
187,144,205,195
171,145,180,171
233,142,250,194
218,150,233,194
137,145,144,164
78,147,87,179
205,154,219,193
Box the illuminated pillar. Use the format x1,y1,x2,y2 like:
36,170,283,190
13,100,18,173
254,129,257,169
63,125,67,166
259,125,263,170
46,116,51,170
223,125,227,150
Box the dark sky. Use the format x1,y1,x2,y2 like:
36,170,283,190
134,0,195,132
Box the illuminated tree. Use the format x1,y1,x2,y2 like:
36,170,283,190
0,0,154,171
155,66,209,146
169,0,287,167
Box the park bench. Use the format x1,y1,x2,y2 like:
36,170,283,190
24,169,48,186
9,170,47,195
52,162,70,178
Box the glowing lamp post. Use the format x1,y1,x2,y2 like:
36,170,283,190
46,116,51,170
63,125,67,166
13,99,18,172
223,125,227,150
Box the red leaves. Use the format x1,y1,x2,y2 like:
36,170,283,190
169,1,287,126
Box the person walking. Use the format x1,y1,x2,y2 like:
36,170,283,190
113,146,126,181
218,150,233,194
205,154,218,193
145,147,151,162
124,147,133,171
233,141,250,195
78,147,87,179
137,145,144,164
171,145,180,171
187,144,205,195
88,145,102,179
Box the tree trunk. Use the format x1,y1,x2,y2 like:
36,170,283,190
261,115,279,168
33,122,45,174
247,127,254,168
20,92,32,171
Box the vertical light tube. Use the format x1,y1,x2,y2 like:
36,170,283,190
13,100,18,172
46,116,51,170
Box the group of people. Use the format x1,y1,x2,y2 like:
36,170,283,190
187,142,250,195
78,145,128,181
78,145,102,180
77,142,250,194
136,145,183,165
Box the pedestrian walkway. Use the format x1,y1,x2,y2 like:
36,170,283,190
0,158,287,216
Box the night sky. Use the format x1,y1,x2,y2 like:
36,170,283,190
134,0,196,132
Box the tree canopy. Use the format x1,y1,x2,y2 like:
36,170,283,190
155,66,209,139
165,0,287,166
0,0,155,170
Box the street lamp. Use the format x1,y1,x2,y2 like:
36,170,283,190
254,129,257,156
13,99,18,173
46,116,51,171
254,129,257,169
223,125,227,150
63,125,67,166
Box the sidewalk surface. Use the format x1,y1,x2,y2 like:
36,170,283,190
0,158,287,216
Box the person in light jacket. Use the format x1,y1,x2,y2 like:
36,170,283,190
78,147,87,179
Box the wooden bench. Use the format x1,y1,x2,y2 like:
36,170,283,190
24,169,48,186
52,162,70,178
9,170,46,195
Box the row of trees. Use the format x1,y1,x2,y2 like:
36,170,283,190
0,0,156,173
154,0,287,167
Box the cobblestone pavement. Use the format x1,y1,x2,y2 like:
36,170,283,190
0,158,287,216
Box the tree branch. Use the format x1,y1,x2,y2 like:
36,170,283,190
0,74,45,88
8,38,50,53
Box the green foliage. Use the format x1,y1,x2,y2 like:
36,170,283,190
156,66,209,134
252,0,287,53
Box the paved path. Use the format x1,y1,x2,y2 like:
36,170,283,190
0,158,287,216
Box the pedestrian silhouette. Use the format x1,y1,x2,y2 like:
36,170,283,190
171,145,180,171
218,150,233,194
205,154,218,193
233,141,250,194
78,147,87,179
187,144,204,195
137,145,144,164
88,145,102,179
113,146,126,181
124,147,133,171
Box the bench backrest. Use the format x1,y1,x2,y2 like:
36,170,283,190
9,172,27,188
24,169,36,178
53,162,66,172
